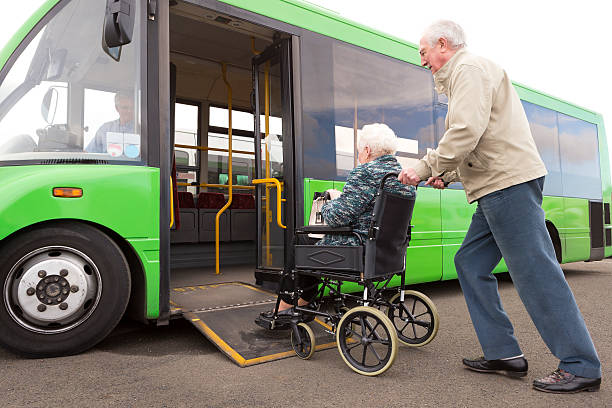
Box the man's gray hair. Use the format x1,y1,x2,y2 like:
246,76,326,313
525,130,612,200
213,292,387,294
422,20,467,49
358,123,398,158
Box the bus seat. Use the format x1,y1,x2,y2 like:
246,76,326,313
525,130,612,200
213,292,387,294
171,192,198,243
230,194,255,241
197,192,230,242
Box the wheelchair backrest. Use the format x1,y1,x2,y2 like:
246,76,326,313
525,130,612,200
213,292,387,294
364,173,415,279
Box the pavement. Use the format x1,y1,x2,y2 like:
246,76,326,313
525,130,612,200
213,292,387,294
0,259,610,407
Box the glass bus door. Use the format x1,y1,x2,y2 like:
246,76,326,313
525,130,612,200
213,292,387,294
252,39,295,278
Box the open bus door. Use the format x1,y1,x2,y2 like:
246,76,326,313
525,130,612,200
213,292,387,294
252,39,296,286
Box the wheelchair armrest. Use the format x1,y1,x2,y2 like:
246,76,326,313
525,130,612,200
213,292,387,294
296,225,354,234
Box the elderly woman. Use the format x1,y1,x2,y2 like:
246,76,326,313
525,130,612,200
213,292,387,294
261,123,416,318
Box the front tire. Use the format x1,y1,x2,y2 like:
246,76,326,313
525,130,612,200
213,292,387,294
0,222,131,357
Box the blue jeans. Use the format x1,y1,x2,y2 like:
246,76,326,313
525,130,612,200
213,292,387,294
455,177,601,378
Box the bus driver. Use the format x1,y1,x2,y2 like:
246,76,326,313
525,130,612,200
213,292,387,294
85,92,137,157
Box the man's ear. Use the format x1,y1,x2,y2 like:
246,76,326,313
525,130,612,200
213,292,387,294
438,37,448,51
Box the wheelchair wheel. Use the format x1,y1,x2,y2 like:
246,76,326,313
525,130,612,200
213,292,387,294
291,322,316,360
386,290,439,347
336,306,398,376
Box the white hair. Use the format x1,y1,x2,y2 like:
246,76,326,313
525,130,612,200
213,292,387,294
357,123,398,158
422,20,467,49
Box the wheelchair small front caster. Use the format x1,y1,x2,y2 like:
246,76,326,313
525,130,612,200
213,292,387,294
291,322,316,360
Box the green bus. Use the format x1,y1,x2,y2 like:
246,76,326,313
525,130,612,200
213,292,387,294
0,0,610,358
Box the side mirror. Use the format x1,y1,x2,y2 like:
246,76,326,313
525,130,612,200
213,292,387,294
41,87,59,124
103,0,135,48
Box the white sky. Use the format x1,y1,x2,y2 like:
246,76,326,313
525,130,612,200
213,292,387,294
1,0,610,139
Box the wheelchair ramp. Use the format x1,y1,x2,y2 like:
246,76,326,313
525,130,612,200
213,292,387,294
170,282,336,367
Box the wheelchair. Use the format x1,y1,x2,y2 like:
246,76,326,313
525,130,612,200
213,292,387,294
256,173,439,376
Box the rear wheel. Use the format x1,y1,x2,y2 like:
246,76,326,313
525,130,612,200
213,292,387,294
0,222,131,357
336,306,397,376
386,291,439,347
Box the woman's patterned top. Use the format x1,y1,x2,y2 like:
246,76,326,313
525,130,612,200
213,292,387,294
318,154,416,246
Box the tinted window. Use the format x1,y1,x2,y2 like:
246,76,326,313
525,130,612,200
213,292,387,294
0,0,143,164
522,101,563,196
558,113,601,199
301,34,434,179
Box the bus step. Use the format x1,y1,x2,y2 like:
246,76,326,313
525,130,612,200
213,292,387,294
170,282,336,367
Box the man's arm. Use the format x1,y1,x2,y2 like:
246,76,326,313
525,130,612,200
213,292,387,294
413,65,494,180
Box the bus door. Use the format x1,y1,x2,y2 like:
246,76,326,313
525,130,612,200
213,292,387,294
252,39,295,282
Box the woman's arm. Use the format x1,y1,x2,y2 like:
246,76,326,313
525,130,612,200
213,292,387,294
321,166,375,227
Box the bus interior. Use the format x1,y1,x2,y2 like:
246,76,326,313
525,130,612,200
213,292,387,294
168,1,288,288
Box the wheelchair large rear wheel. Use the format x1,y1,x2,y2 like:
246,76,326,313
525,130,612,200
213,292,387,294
336,306,398,376
386,291,439,347
291,322,316,360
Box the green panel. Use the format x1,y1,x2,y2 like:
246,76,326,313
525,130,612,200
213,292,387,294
0,0,60,72
440,188,473,280
303,178,334,226
440,188,475,240
411,187,441,240
332,180,346,191
561,197,590,262
0,165,161,318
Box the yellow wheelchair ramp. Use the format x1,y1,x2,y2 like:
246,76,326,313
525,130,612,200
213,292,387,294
170,282,336,367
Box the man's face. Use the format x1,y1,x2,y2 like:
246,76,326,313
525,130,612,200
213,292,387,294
419,38,446,74
115,98,134,123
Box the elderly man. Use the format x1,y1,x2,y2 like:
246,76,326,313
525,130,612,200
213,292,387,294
399,20,601,394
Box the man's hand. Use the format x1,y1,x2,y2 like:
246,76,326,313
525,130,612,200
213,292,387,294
398,168,421,186
425,176,446,189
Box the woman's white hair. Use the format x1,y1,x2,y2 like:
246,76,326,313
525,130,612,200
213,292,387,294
357,123,398,158
422,20,467,49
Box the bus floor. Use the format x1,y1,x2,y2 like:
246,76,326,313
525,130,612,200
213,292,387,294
170,264,256,287
169,265,336,367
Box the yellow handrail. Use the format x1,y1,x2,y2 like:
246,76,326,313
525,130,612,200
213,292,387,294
170,176,174,228
252,178,286,229
215,63,233,275
174,144,254,156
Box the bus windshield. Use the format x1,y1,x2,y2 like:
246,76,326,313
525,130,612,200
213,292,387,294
0,0,143,164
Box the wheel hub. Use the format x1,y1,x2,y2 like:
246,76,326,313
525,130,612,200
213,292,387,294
6,247,100,333
37,276,70,305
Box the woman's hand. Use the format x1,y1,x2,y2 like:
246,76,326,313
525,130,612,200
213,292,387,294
325,188,342,200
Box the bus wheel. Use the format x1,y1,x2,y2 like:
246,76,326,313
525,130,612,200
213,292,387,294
0,222,130,357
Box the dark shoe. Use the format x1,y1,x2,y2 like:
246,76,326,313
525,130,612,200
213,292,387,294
533,369,601,394
462,356,528,378
259,308,294,320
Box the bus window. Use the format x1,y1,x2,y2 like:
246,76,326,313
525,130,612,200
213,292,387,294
558,113,602,199
522,101,563,196
175,102,200,196
300,34,435,180
0,0,143,164
205,106,281,193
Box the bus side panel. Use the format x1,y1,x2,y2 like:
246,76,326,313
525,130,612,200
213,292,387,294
303,178,334,226
406,187,442,284
561,197,590,262
542,195,565,260
0,165,160,318
440,188,474,280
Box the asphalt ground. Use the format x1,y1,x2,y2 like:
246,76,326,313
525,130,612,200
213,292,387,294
1,259,610,407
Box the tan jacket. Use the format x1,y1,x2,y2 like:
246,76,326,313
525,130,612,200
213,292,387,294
413,49,547,203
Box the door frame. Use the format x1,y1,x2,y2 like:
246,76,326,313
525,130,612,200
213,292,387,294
252,39,296,276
